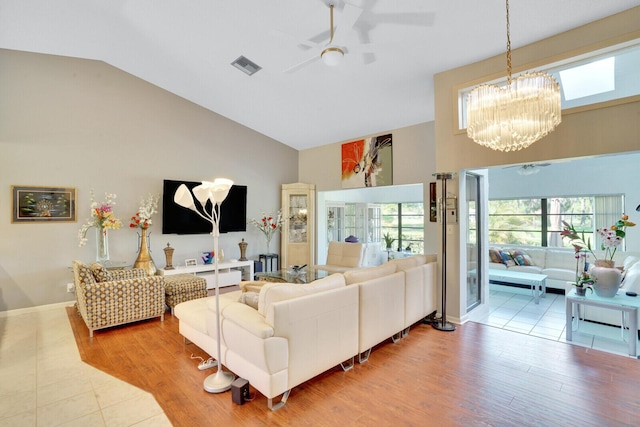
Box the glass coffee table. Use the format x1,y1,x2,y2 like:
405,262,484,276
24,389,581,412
256,267,330,284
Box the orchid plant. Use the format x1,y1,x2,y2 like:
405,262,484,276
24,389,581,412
561,214,636,262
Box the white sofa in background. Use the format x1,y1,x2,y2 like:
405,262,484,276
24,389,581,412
489,245,640,329
489,245,640,292
174,254,437,410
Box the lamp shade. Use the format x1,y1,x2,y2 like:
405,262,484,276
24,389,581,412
174,184,195,210
210,178,234,203
321,46,344,66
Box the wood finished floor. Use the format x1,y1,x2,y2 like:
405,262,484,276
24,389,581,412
67,307,640,427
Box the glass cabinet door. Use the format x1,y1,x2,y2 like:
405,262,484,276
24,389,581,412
288,194,308,243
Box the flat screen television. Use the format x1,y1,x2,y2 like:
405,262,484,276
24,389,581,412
162,179,247,234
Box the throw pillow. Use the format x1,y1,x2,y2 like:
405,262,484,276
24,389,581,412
499,250,516,267
238,291,260,310
510,250,534,266
89,262,112,282
488,248,502,264
240,281,267,294
73,261,96,286
622,268,640,293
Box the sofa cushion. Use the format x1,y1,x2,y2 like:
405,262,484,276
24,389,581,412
343,263,396,285
388,256,420,272
74,261,97,286
239,280,267,294
499,250,516,267
622,266,640,293
541,267,574,281
257,273,346,317
544,249,577,270
238,291,260,310
510,249,534,266
488,248,502,264
623,256,640,271
89,263,112,282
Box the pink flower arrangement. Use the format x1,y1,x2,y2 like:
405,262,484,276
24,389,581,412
78,191,122,246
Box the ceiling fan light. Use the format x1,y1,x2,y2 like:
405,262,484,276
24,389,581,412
321,46,344,66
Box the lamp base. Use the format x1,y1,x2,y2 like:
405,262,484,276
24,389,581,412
204,370,236,393
432,320,456,332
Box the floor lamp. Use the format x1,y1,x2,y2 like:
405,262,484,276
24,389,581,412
174,178,236,393
432,172,456,332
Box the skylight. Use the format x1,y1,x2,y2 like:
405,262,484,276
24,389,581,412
559,57,615,101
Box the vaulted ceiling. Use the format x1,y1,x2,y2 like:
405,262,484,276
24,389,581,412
1,1,637,150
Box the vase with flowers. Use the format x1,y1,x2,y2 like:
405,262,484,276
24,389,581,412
130,193,160,276
78,191,122,263
249,210,283,254
561,214,636,297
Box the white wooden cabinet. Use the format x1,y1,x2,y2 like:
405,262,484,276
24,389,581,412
158,260,253,289
281,183,315,269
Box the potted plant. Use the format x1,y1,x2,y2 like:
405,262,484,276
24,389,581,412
571,251,594,296
383,232,396,250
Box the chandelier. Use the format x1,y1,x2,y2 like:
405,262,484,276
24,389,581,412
466,0,561,152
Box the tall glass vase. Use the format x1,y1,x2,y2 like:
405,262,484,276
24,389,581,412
133,228,157,276
96,226,110,263
265,235,272,254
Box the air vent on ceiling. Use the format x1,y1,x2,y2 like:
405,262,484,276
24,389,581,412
231,56,262,76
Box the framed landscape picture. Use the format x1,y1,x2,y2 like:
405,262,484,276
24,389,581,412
11,185,76,223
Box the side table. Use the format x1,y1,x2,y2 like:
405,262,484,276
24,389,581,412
259,253,279,272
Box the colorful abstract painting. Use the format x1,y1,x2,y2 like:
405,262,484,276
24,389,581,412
341,134,392,188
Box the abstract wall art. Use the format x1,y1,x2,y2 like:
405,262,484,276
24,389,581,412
341,134,392,189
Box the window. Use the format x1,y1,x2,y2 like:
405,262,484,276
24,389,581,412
458,39,640,130
488,196,623,249
381,203,424,254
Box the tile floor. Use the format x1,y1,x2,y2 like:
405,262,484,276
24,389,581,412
0,303,171,427
468,284,640,358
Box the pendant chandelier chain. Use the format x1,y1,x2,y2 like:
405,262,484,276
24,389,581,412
505,0,512,85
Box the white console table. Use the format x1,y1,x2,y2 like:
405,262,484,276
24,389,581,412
158,260,253,290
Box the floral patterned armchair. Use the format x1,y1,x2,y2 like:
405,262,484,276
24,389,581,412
72,260,165,337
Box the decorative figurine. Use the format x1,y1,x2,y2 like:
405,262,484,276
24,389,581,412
163,242,175,270
238,238,248,261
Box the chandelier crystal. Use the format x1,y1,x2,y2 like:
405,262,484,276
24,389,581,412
466,0,561,151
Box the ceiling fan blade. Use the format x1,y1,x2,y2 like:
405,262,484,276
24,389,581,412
332,3,363,46
283,54,321,73
269,28,319,51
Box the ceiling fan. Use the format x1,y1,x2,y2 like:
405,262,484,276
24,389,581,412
504,163,551,175
280,2,365,73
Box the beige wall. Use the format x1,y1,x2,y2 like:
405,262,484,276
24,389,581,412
0,49,298,311
298,121,440,254
434,7,640,322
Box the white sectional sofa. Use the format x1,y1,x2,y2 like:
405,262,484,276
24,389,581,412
174,254,437,410
489,245,640,328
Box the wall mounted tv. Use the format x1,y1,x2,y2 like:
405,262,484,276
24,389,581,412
162,179,247,234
